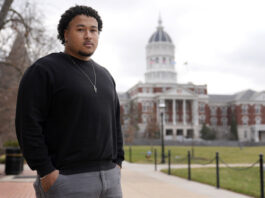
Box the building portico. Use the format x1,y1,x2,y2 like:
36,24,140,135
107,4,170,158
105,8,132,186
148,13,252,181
157,87,200,141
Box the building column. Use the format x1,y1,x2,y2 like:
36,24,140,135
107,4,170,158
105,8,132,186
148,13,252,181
183,100,186,125
255,129,259,142
192,100,199,125
173,99,176,125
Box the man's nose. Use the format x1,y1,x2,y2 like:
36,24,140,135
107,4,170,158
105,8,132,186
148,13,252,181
84,30,92,39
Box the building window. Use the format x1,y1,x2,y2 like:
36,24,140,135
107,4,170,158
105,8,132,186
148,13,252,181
242,116,249,125
242,105,248,114
162,57,166,64
210,117,217,126
231,106,235,113
199,103,205,113
210,106,217,116
156,57,159,63
177,129,183,136
199,115,206,124
255,105,261,114
166,129,173,136
143,102,146,112
143,101,153,112
142,115,147,123
221,117,228,126
165,114,169,123
244,130,248,138
186,114,190,122
187,129,194,138
255,116,261,125
124,105,129,114
198,89,204,95
221,106,227,116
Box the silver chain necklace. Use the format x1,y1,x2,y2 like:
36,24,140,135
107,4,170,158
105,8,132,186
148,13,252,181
68,55,97,93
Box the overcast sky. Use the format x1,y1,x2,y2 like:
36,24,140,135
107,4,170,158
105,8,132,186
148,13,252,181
14,0,265,94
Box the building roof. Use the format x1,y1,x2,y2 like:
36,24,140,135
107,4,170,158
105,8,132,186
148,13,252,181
209,89,260,104
208,94,235,103
148,17,172,44
234,89,256,101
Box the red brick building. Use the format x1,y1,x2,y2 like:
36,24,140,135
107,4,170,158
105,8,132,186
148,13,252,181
119,19,265,142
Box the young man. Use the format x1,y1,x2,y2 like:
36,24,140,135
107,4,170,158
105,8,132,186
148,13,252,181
15,5,124,198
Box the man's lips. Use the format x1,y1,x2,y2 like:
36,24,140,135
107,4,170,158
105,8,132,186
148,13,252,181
84,42,93,47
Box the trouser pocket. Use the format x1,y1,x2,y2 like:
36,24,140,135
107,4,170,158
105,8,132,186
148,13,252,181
33,176,46,198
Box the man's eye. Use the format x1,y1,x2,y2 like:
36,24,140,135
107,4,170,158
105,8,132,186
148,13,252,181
78,29,84,32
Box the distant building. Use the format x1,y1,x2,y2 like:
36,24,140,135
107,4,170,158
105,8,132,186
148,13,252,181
119,18,265,142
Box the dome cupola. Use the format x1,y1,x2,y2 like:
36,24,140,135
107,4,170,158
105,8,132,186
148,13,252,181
144,16,177,84
148,17,172,43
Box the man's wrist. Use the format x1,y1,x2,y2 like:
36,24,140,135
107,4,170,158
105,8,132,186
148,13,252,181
40,174,49,180
40,170,58,180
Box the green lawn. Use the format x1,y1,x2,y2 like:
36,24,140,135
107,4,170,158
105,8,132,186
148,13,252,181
124,145,264,164
161,167,262,198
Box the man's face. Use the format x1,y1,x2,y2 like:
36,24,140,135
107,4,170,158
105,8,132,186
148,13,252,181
64,15,99,60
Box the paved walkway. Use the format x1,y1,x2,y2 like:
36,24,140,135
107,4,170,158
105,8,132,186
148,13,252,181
0,162,252,198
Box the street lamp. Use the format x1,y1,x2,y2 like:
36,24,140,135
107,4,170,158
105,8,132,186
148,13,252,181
159,100,166,164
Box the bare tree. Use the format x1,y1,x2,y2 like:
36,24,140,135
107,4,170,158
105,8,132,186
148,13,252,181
123,101,140,144
0,0,60,148
0,0,60,74
144,113,160,139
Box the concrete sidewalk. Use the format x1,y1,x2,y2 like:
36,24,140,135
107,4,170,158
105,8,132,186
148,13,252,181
0,162,252,198
121,162,252,198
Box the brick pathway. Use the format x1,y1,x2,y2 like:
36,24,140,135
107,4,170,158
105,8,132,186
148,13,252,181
0,182,35,198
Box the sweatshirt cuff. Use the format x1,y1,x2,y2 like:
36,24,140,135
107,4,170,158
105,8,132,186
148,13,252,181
113,159,123,168
36,162,56,177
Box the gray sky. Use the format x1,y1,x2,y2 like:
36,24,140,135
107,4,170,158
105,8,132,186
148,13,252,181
16,0,265,94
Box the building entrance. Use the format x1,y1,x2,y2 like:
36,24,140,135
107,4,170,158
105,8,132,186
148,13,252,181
259,131,265,142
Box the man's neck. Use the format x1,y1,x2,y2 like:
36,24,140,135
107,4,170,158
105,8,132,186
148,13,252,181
64,49,90,61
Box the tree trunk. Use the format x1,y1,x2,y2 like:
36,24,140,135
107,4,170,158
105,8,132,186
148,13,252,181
0,0,14,30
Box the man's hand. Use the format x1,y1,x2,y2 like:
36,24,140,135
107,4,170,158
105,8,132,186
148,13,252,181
40,170,59,192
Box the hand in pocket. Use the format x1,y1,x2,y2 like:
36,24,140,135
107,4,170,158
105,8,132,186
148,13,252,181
40,170,59,192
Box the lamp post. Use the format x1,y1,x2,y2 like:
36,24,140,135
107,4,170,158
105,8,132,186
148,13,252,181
159,101,166,164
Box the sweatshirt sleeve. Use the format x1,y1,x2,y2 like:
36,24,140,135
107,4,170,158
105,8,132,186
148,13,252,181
113,94,125,167
15,63,55,177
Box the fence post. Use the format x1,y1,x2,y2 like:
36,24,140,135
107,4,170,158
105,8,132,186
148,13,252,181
216,152,220,189
129,146,132,163
188,151,191,180
260,154,264,198
168,150,171,175
154,149,157,171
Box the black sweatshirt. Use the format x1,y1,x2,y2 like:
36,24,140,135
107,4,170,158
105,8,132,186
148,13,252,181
15,52,124,177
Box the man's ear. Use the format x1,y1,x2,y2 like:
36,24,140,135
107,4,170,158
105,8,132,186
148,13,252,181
64,29,68,43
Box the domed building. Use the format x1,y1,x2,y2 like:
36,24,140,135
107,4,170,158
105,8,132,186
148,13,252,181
145,18,177,84
119,18,265,143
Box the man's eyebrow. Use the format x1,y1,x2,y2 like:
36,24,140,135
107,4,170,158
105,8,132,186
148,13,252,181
76,24,98,28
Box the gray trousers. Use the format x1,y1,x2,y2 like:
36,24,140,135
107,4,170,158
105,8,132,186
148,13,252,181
33,166,122,198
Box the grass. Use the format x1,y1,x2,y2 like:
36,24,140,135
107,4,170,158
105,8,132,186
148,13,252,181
161,167,262,198
124,145,264,164
0,154,5,163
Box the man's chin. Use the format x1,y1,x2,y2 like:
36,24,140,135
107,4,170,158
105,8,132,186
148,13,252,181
78,51,94,57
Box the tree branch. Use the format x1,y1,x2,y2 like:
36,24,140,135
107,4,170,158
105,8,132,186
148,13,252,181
9,8,30,35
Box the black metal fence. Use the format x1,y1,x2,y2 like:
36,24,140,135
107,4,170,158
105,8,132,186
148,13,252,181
161,149,264,198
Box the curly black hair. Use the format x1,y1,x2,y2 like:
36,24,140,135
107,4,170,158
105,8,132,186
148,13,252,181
57,5,103,44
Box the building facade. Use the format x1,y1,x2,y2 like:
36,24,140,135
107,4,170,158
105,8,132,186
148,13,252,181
119,19,265,142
